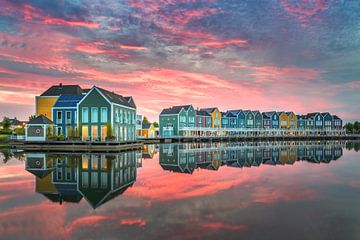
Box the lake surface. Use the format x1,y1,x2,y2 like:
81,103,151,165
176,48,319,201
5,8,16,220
0,141,359,240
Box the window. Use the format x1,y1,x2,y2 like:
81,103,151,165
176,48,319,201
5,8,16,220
180,116,186,122
91,107,98,123
91,126,98,140
115,110,119,123
82,172,88,188
57,111,62,124
66,111,71,124
128,111,131,124
82,108,89,123
74,111,77,123
189,117,195,123
120,110,123,123
124,111,127,123
91,172,98,188
101,172,107,188
101,107,108,123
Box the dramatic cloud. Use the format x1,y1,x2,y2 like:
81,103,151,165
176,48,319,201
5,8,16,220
0,0,359,121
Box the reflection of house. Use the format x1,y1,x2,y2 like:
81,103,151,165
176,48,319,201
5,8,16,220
78,153,137,209
25,153,55,178
26,152,138,209
142,144,156,159
158,142,345,173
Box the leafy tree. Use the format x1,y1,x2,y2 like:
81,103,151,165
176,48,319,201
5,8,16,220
15,127,25,135
1,117,11,130
153,122,159,128
29,115,36,121
354,121,360,133
106,122,113,138
345,123,354,134
142,116,150,125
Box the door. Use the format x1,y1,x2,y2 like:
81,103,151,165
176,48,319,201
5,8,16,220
91,126,98,141
82,126,89,141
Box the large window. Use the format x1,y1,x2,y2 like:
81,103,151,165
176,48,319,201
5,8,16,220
91,107,98,123
101,107,108,123
66,111,71,124
120,110,123,123
82,108,89,123
57,111,62,124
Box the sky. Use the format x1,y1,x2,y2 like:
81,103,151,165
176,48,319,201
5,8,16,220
0,0,359,122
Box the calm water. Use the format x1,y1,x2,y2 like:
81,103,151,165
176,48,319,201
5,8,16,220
0,141,359,240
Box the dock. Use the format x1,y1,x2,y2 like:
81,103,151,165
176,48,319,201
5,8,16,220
10,140,143,152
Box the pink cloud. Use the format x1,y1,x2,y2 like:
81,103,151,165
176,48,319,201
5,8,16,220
120,218,146,227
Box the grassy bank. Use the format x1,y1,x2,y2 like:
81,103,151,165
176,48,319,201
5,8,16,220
0,134,9,148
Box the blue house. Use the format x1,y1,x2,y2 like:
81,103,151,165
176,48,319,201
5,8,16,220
228,110,246,129
244,110,255,128
297,115,306,129
253,111,263,129
305,113,315,129
332,115,342,129
264,111,279,129
52,95,84,137
222,111,237,128
262,113,271,129
321,112,333,130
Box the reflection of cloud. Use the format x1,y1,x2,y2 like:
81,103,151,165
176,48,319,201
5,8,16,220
201,222,248,231
120,218,146,227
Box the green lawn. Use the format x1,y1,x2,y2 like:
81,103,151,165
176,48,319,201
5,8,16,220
0,134,9,147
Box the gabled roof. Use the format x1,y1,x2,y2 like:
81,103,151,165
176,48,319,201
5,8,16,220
263,111,277,116
227,110,243,116
200,108,218,114
243,110,252,115
321,112,332,117
26,168,55,179
160,105,192,115
224,111,237,118
286,111,295,116
196,110,211,116
40,84,84,96
332,115,341,120
53,95,84,108
262,113,271,119
28,115,54,125
306,112,321,118
124,96,137,109
252,110,261,115
95,87,136,109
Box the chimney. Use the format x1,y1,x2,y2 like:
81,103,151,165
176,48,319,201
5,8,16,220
59,83,63,88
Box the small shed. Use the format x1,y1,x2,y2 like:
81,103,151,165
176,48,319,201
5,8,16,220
25,115,54,141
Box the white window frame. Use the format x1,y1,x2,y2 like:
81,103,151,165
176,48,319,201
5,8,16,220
91,107,98,123
82,107,89,123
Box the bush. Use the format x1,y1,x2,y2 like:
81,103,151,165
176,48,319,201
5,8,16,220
14,127,25,135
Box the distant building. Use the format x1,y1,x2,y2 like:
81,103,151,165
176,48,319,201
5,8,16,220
136,114,143,136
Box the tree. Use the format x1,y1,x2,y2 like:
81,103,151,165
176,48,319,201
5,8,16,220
1,117,11,130
153,122,159,128
106,122,113,138
28,115,36,121
354,121,360,133
345,123,354,134
142,116,150,125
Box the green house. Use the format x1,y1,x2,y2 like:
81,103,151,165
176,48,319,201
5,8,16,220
159,105,196,137
78,86,136,141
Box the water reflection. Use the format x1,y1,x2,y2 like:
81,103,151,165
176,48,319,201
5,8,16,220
24,141,348,209
159,141,344,174
25,152,141,209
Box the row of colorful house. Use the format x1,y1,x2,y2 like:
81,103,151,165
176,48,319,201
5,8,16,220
26,84,137,141
159,105,343,137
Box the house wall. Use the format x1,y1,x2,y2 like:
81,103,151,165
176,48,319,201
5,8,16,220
36,96,58,119
52,108,77,137
160,115,179,137
279,113,288,129
211,109,221,128
78,89,111,141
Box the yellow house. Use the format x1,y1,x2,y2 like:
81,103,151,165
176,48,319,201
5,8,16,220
36,96,58,119
142,123,155,138
279,112,288,129
200,107,221,128
35,83,85,120
286,112,298,129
